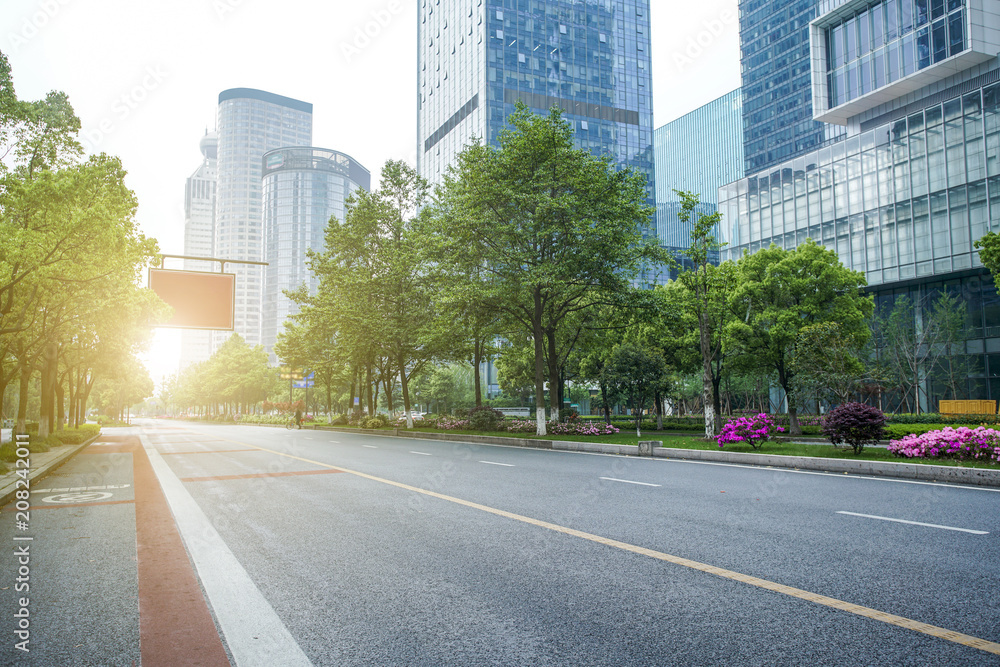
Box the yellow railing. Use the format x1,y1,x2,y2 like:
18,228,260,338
938,400,997,416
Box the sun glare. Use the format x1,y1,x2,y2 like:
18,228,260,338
140,328,182,390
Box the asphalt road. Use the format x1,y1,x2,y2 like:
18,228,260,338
2,419,998,666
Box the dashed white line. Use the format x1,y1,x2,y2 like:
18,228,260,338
479,461,515,467
410,451,432,456
362,445,378,449
600,477,661,487
837,511,989,535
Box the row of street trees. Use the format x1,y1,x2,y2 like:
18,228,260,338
0,52,167,436
268,103,882,438
165,101,977,436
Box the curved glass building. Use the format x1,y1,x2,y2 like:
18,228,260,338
214,88,312,351
260,147,371,363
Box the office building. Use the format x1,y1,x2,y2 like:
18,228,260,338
260,147,371,364
654,88,745,249
214,88,312,351
416,0,656,237
719,0,1000,405
740,0,843,173
179,131,217,370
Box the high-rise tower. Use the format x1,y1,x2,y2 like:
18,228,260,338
179,130,218,370
739,0,842,174
214,88,312,351
260,147,371,364
416,0,655,234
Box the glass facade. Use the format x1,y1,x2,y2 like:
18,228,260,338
719,77,1000,401
417,0,655,236
214,89,312,352
740,0,837,174
825,0,968,107
260,148,370,364
654,89,744,249
180,131,218,371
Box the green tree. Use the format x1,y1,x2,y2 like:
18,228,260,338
790,321,868,406
727,240,872,435
428,103,661,435
307,160,448,426
974,232,1000,289
603,342,668,437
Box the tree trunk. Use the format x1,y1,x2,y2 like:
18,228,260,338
39,342,57,439
349,363,358,417
366,364,374,416
55,379,65,431
546,329,560,424
473,336,483,408
400,356,413,429
600,378,611,424
655,390,663,430
532,289,547,436
712,374,723,435
16,364,30,435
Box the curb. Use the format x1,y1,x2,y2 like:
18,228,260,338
310,426,1000,488
0,433,102,508
648,447,1000,487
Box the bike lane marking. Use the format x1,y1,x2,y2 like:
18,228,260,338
140,434,314,667
224,437,1000,658
129,436,232,667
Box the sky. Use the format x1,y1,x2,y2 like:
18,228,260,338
1,0,741,387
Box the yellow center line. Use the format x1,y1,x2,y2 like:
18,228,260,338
207,432,1000,656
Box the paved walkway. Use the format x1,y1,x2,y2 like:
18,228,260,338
0,438,100,508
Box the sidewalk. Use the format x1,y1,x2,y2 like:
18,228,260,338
0,434,101,508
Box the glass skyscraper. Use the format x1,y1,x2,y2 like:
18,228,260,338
654,89,744,249
740,0,840,174
214,88,312,351
417,0,655,233
260,147,371,364
719,0,1000,407
179,131,218,370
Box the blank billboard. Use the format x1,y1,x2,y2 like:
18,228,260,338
148,269,235,330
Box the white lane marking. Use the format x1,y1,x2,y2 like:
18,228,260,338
837,511,989,535
600,477,661,487
479,461,515,467
304,437,314,440
362,445,378,449
33,484,131,493
410,451,432,456
42,492,114,504
140,435,314,667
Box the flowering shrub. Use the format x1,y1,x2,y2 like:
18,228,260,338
546,421,619,436
822,402,886,455
717,413,784,450
888,427,1000,463
505,419,538,434
470,407,505,431
436,417,471,430
359,414,390,430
